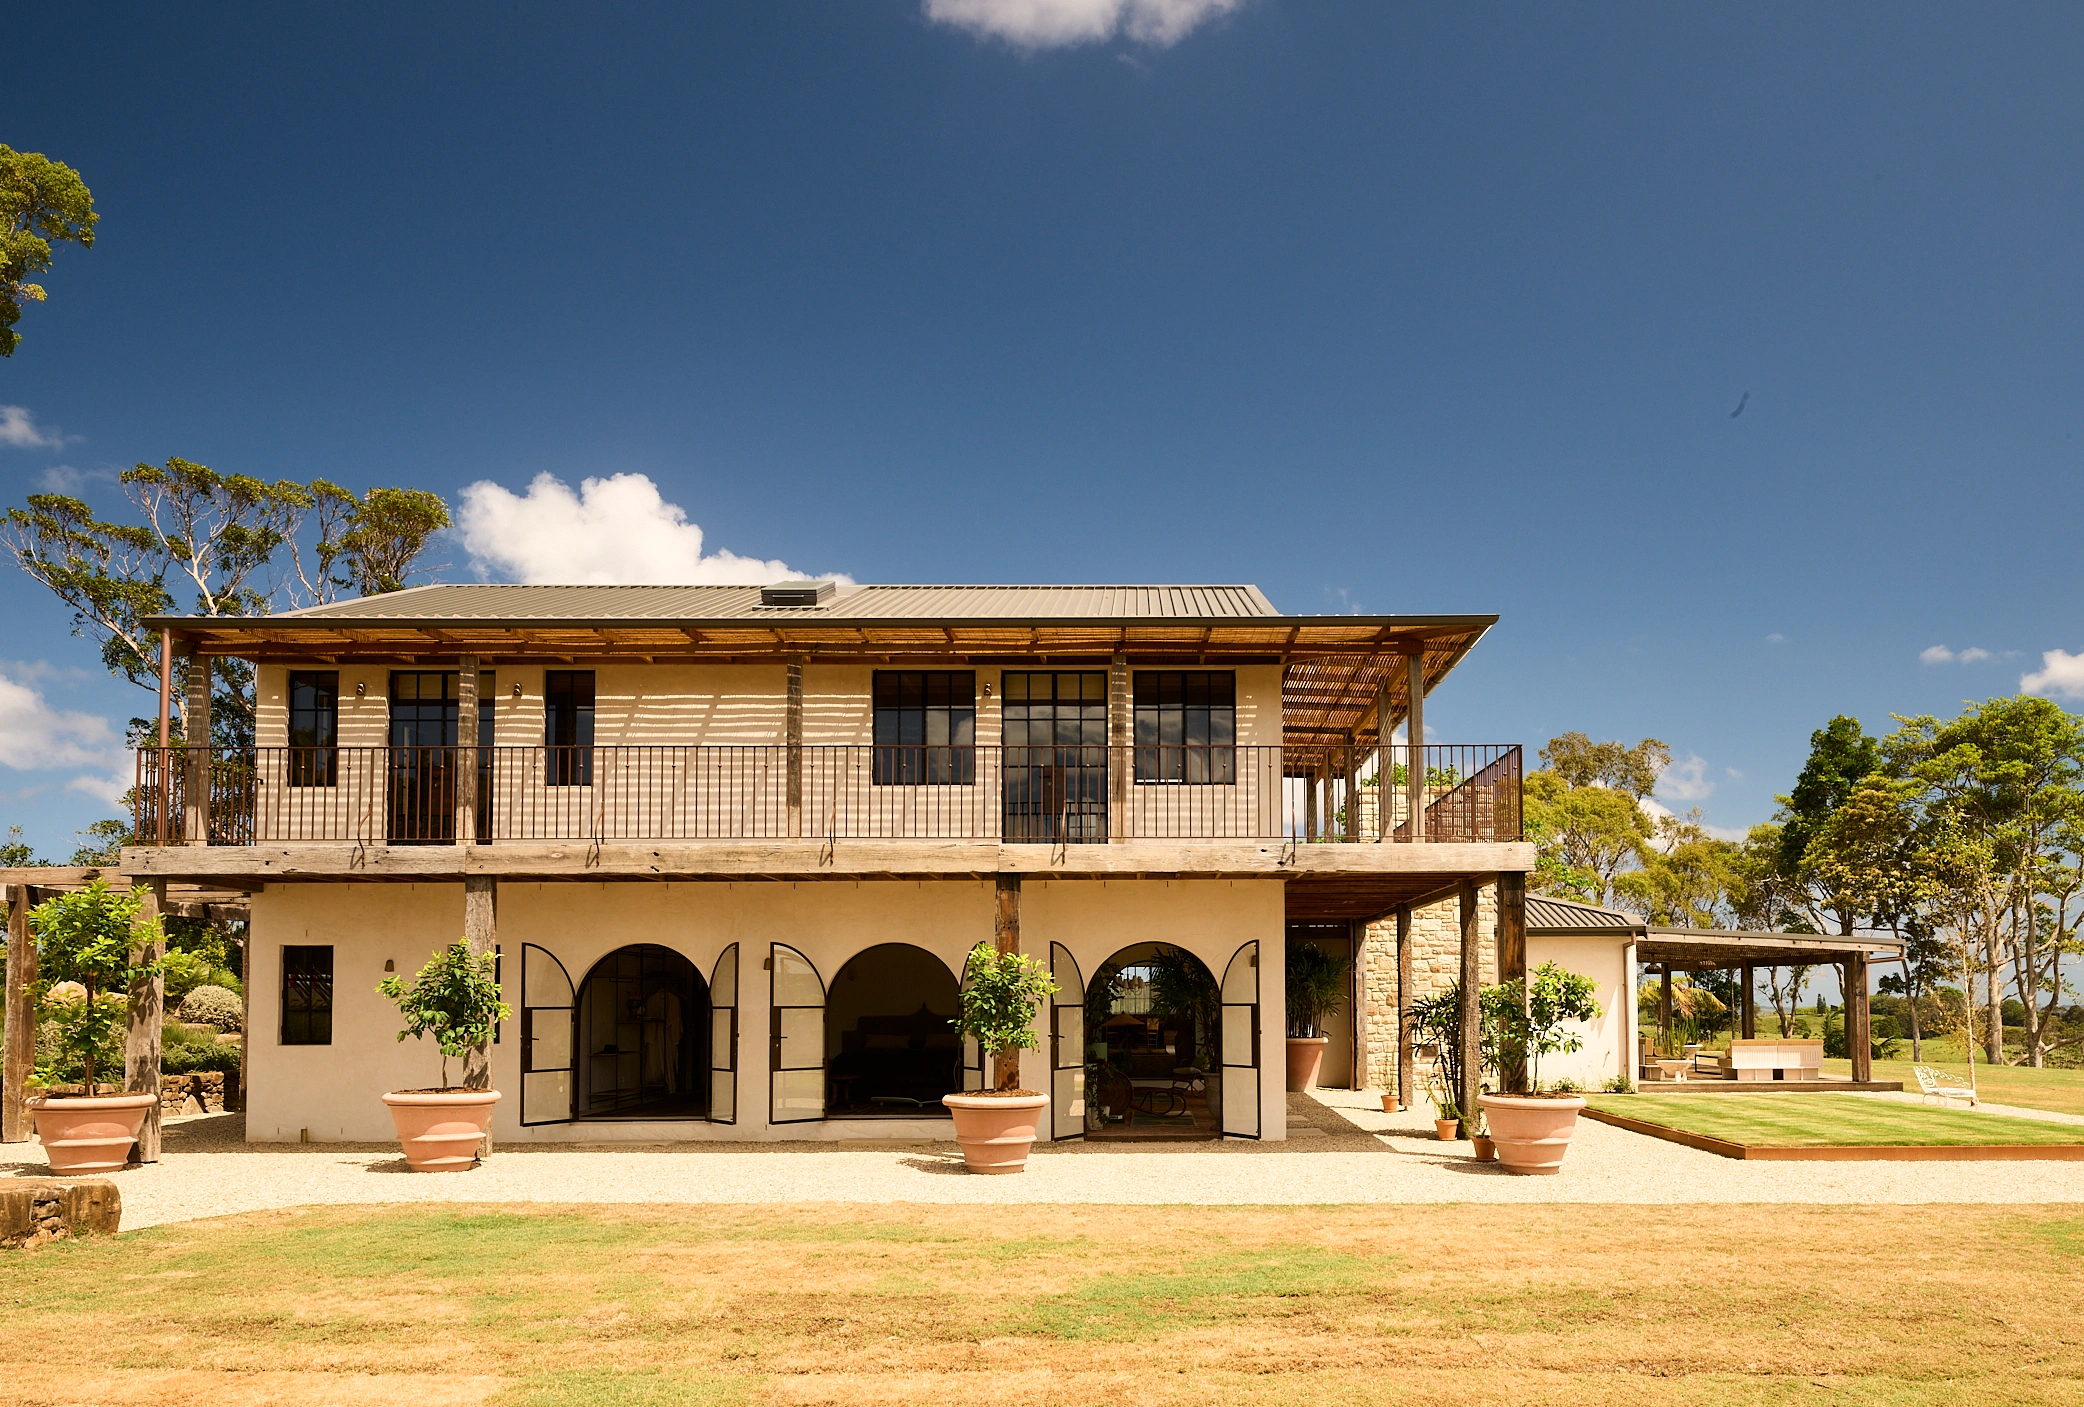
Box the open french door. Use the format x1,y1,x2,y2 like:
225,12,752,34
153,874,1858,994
709,944,738,1125
1220,941,1261,1138
770,943,825,1123
520,943,575,1126
1050,942,1085,1140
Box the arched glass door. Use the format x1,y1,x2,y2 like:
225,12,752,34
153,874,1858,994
770,943,825,1123
710,944,738,1125
1050,942,1085,1140
521,943,575,1126
1220,941,1260,1139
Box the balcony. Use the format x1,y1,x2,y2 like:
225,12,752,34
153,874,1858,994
133,744,1522,847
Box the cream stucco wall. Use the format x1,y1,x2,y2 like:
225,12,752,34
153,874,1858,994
246,877,1285,1145
1524,933,1630,1091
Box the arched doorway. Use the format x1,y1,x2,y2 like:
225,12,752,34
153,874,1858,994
574,944,709,1119
1085,943,1223,1141
824,943,961,1117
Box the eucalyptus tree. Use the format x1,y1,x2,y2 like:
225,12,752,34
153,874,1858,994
1,145,97,357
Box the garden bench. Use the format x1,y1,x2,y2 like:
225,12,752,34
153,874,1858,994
1913,1064,1978,1107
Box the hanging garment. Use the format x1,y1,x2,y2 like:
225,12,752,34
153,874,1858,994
643,989,684,1094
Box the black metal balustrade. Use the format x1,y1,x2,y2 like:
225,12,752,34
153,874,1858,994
133,744,1522,847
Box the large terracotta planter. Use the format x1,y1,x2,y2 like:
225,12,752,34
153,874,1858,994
28,1092,157,1173
942,1092,1048,1174
1284,1036,1329,1092
1478,1093,1586,1175
381,1090,500,1172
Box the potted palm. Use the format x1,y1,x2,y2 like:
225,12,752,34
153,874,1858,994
1284,941,1352,1091
25,881,165,1173
377,941,511,1171
943,942,1057,1173
1480,961,1602,1176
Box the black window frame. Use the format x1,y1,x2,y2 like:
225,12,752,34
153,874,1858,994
1134,671,1237,785
280,944,334,1046
287,670,340,787
873,671,976,786
545,670,596,787
1001,670,1109,842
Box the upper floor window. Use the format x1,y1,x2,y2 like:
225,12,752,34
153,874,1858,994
287,670,338,787
281,944,333,1045
546,671,595,786
1134,671,1235,784
873,671,975,785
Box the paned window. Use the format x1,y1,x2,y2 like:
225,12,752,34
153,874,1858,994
1002,671,1108,842
281,945,333,1045
1134,671,1236,784
545,671,595,786
873,671,975,785
287,670,338,787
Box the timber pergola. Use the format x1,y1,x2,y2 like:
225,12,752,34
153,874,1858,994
1639,927,1903,1085
2,868,253,1154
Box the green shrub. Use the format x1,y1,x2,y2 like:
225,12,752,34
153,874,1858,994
952,943,1058,1092
178,984,243,1031
379,941,511,1090
162,1039,241,1076
30,881,163,1091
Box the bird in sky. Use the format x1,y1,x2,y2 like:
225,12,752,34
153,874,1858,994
1730,391,1749,418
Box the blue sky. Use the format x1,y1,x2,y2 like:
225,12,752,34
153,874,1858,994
2,1,2081,858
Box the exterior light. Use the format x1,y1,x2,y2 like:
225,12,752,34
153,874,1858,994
354,681,366,697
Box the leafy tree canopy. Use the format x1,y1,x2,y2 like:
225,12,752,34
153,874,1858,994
0,145,97,357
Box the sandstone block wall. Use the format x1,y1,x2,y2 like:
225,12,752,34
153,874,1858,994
1360,880,1498,1102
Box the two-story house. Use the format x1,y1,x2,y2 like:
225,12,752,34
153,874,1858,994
124,582,1536,1147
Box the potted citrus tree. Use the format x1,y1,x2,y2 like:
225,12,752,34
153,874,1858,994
1284,941,1352,1091
26,880,165,1172
377,940,510,1171
943,942,1057,1173
1479,961,1602,1176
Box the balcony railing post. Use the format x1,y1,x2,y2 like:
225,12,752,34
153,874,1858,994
1108,652,1128,841
1404,653,1426,844
785,657,803,840
1343,733,1358,842
457,657,479,846
182,646,211,847
156,628,173,846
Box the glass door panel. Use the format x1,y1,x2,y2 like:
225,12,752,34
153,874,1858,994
1220,941,1260,1138
770,943,825,1123
521,943,575,1126
1050,942,1085,1140
709,944,738,1125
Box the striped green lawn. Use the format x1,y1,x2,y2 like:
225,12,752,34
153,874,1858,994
1588,1093,2084,1147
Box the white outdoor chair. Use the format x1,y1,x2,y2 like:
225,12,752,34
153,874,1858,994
1913,1064,1978,1107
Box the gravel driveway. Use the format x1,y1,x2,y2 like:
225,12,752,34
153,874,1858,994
12,1089,2083,1232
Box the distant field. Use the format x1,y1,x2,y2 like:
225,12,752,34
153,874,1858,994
1821,1057,2084,1118
6,1203,2084,1404
1590,1094,2084,1148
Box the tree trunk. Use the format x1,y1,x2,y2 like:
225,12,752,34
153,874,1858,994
1986,920,2004,1065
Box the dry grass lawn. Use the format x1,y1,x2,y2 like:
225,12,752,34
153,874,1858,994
3,1202,2082,1405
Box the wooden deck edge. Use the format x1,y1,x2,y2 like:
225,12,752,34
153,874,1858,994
1634,1080,1905,1094
1581,1107,2084,1161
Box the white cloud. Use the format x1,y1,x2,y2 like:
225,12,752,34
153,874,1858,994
1764,633,1786,645
36,465,112,493
0,667,127,801
923,0,1243,49
1657,753,1714,803
1921,645,1954,664
1724,767,1744,781
2022,649,2084,700
1924,644,1995,666
1957,647,1991,663
457,472,847,587
0,405,65,450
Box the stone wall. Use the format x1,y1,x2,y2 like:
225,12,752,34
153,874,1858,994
1360,880,1499,1103
0,1180,121,1249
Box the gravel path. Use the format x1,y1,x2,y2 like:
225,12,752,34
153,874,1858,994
12,1089,2083,1232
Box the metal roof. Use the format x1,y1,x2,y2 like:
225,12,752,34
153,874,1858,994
1526,894,1647,934
269,582,1282,622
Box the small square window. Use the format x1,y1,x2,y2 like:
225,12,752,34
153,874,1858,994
281,945,333,1046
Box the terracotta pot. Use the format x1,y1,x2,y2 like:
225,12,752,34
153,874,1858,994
1380,1092,1397,1113
1284,1037,1329,1092
1471,1134,1497,1163
1433,1117,1460,1141
381,1090,501,1172
942,1092,1048,1174
29,1092,157,1173
1478,1093,1587,1175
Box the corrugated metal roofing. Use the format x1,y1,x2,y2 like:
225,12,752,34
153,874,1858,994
1526,894,1647,934
275,582,1282,623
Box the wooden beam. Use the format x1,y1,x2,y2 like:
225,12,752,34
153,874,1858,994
1659,968,1673,1052
183,646,212,846
993,875,1021,1090
1457,878,1480,1124
157,628,173,847
1342,733,1358,843
457,656,479,846
1496,872,1528,1092
1395,905,1413,1111
785,657,804,841
2,883,34,1141
1740,963,1756,1040
1848,951,1872,1083
125,879,167,1161
1405,653,1425,844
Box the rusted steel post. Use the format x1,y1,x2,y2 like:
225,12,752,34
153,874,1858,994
992,874,1021,1090
124,879,167,1161
2,883,35,1141
1405,653,1426,843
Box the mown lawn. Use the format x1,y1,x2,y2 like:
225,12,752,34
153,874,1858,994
1590,1093,2084,1147
1821,1056,2084,1118
5,1202,2084,1404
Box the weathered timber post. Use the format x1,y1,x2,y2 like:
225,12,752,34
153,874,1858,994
785,657,804,840
1740,963,1756,1040
1405,653,1426,843
993,874,1021,1090
1302,767,1318,843
1847,951,1872,1083
1457,878,1481,1121
463,874,497,1154
156,629,174,845
1497,872,1528,1093
1374,680,1391,842
1342,734,1358,841
125,878,168,1161
1395,905,1413,1110
457,657,479,844
2,883,34,1141
1349,918,1367,1090
183,647,211,846
1658,967,1673,1053
1108,651,1128,840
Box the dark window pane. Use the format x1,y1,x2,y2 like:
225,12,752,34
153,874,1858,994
281,944,334,1046
872,671,974,787
288,670,339,787
1132,671,1236,786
